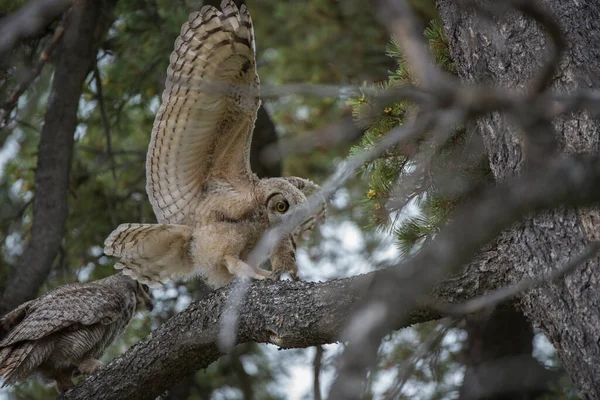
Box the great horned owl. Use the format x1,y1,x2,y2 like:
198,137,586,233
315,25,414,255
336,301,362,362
0,273,153,393
103,1,325,289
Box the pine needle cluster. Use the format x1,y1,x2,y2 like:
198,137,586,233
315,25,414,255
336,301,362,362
349,20,491,256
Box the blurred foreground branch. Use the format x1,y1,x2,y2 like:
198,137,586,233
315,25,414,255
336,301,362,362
0,0,72,56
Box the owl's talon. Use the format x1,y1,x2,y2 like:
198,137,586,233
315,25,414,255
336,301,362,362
225,256,271,281
270,270,283,281
269,269,299,281
77,358,104,375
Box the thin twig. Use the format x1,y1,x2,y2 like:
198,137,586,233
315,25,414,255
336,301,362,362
93,63,117,180
0,20,66,127
374,0,445,89
0,0,72,55
313,346,324,400
384,319,457,400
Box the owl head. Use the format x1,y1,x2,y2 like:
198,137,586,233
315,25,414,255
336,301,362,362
258,178,308,226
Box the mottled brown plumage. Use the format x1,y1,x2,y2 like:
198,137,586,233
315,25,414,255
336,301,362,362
0,273,152,393
104,1,326,288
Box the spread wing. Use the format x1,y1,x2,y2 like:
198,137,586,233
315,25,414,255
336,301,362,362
0,284,127,347
147,0,260,224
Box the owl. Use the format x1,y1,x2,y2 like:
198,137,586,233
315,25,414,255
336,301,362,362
103,0,325,289
0,273,153,393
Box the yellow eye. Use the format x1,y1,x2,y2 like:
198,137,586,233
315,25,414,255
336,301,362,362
275,201,289,213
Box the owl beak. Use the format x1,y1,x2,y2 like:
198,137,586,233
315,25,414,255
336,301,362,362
144,297,154,312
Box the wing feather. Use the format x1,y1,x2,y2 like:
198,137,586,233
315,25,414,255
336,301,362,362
0,284,127,347
147,0,260,224
104,223,194,287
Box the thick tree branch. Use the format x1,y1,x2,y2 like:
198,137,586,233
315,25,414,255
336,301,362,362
61,152,600,400
436,1,600,397
61,272,438,400
0,0,117,315
329,153,600,398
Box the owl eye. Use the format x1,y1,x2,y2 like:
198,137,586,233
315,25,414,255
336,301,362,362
275,200,289,213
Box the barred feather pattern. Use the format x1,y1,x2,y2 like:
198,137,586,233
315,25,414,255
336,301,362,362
146,0,260,225
0,274,150,392
104,223,194,287
104,1,328,289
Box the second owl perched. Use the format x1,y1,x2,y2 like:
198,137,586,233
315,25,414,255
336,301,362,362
104,1,326,288
0,273,152,393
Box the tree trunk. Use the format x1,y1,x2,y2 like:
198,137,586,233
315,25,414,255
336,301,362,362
459,306,562,399
436,1,600,397
0,0,118,315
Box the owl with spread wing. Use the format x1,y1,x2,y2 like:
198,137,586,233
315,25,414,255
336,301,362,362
104,1,325,289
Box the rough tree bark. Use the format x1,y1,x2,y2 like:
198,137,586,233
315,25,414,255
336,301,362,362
436,1,600,398
61,267,491,400
0,0,117,315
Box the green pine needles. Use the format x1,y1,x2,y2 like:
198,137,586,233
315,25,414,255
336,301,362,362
349,19,491,257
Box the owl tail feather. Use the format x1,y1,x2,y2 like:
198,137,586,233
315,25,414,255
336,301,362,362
104,223,194,288
0,343,39,386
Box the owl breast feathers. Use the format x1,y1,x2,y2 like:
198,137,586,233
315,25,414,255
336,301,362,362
103,0,326,289
0,273,152,393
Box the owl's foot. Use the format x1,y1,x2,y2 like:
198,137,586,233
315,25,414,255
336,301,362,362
270,269,299,281
54,374,74,394
77,358,104,375
224,256,271,280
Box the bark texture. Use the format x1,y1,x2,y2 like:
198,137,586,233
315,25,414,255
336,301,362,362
0,0,117,315
61,260,525,400
436,1,600,397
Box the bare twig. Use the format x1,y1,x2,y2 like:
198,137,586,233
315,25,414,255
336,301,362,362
93,63,117,180
384,319,457,400
433,242,600,315
0,0,72,55
0,20,66,127
260,117,360,166
314,346,324,400
374,0,446,89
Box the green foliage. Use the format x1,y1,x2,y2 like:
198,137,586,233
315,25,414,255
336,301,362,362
350,20,491,256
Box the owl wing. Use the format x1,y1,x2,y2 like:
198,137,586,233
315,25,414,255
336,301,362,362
0,300,34,341
284,177,328,240
104,223,194,287
0,284,127,347
147,0,260,225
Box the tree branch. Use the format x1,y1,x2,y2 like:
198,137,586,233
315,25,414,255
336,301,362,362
62,149,600,399
0,19,65,128
60,269,438,400
0,0,118,315
328,153,600,398
0,0,72,56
